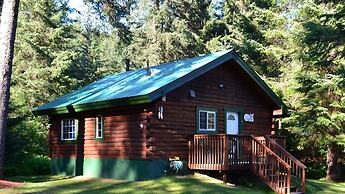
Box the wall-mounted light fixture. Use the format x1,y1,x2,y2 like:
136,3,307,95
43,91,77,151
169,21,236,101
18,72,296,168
162,96,167,102
190,90,196,97
219,84,224,89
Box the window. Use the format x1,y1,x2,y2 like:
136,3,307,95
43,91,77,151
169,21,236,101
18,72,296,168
227,114,235,120
95,116,104,141
198,109,217,131
61,119,78,141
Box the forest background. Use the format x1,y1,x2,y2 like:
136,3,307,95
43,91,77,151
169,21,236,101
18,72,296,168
0,0,344,180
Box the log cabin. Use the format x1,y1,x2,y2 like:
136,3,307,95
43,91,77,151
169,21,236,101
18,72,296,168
34,50,306,194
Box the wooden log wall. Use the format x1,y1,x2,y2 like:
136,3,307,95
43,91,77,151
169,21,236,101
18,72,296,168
149,60,277,160
49,104,153,160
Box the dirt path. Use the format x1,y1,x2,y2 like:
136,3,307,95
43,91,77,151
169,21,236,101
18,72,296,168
0,180,23,189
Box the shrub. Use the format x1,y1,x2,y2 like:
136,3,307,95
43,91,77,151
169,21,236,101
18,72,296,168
305,160,326,179
4,155,50,176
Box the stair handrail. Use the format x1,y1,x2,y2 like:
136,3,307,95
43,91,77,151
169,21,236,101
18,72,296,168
264,135,306,169
251,135,291,169
251,135,292,194
264,135,306,192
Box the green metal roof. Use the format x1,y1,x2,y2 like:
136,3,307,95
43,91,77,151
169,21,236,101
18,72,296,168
33,50,285,115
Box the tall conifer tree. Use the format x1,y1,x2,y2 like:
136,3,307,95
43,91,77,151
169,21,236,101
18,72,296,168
0,0,20,177
287,0,345,180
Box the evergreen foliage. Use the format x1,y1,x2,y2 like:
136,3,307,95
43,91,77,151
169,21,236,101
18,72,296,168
5,0,122,175
126,0,208,67
2,0,343,180
285,0,345,180
204,0,292,77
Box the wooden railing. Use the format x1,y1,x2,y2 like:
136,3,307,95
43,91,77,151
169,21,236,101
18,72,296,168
228,135,252,169
188,134,229,170
256,136,266,146
265,135,306,193
256,135,286,149
188,134,254,170
188,134,304,194
269,135,286,149
251,135,291,194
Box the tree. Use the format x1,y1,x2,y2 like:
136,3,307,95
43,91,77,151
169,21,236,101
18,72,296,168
0,0,3,15
86,0,136,45
0,0,20,177
126,0,209,67
286,0,345,180
85,0,211,67
85,0,137,63
0,0,127,176
204,0,293,78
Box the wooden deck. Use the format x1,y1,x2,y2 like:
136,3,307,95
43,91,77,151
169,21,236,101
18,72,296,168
188,134,305,194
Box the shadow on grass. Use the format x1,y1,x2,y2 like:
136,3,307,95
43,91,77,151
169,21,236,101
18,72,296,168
200,170,273,194
5,175,73,183
10,174,344,194
10,175,270,194
230,175,273,193
306,179,345,194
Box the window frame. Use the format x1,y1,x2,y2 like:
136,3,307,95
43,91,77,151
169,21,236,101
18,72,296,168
60,118,78,142
95,115,104,142
196,107,218,133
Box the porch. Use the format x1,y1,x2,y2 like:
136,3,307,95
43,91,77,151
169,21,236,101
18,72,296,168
188,134,306,194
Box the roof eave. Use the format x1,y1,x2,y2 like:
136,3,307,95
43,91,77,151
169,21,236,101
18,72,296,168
33,95,152,115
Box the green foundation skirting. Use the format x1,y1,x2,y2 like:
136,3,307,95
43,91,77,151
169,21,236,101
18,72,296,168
51,158,170,181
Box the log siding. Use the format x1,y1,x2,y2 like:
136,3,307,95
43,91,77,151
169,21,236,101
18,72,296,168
149,60,276,160
49,105,153,160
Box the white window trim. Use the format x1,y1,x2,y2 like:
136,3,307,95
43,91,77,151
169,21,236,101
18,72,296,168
95,116,103,139
60,119,78,141
199,110,216,131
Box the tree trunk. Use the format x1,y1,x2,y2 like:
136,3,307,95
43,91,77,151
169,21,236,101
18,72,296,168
326,142,342,181
155,0,160,9
0,0,20,177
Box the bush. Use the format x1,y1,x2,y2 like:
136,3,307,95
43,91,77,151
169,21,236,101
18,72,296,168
4,115,50,177
4,155,50,176
305,160,326,179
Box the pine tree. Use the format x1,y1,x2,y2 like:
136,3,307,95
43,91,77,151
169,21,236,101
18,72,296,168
85,0,137,64
13,0,87,111
126,0,210,67
0,0,20,177
204,0,293,78
5,0,110,174
85,0,211,67
86,0,137,45
286,0,345,180
80,24,125,78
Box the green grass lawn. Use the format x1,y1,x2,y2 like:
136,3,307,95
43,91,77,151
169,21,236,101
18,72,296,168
1,174,271,194
306,178,345,194
1,174,344,194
